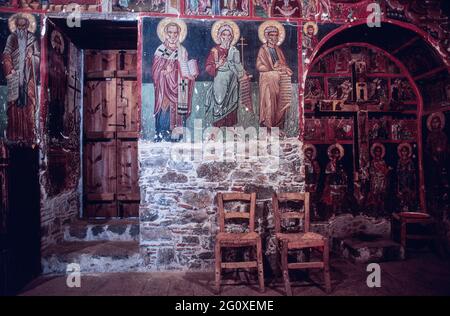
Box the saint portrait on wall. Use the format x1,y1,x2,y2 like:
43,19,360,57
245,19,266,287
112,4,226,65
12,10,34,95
396,142,417,212
321,143,348,218
367,142,392,215
256,20,293,129
48,29,67,141
204,20,251,128
2,13,40,144
152,18,199,142
425,112,449,208
302,21,319,61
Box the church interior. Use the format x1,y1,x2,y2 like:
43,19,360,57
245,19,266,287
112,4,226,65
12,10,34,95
0,0,450,297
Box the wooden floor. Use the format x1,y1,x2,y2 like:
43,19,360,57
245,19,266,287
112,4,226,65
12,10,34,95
20,253,450,296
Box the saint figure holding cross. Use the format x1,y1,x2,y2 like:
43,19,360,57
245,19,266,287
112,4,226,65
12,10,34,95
205,20,251,128
152,18,198,141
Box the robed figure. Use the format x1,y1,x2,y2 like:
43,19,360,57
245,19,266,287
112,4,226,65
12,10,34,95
205,21,250,127
256,21,293,128
48,30,67,140
2,13,40,143
152,19,197,142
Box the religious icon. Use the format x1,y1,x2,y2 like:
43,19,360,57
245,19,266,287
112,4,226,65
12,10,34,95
321,143,348,218
425,112,449,208
303,0,331,19
329,79,352,102
186,0,248,16
304,118,325,141
390,78,415,110
272,0,301,18
304,77,324,100
48,30,67,140
302,22,319,60
152,18,198,142
2,13,40,143
396,142,417,212
367,143,392,215
256,21,293,128
205,20,251,128
303,143,321,219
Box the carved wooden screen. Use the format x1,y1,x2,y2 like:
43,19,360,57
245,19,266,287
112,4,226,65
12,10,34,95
83,50,139,218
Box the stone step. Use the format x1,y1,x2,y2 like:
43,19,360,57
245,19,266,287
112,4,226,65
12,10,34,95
335,237,405,263
64,219,139,242
42,241,144,274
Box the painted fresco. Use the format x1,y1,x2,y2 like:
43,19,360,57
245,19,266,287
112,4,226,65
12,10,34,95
0,13,40,144
113,0,179,13
254,0,375,20
185,0,249,16
141,17,299,142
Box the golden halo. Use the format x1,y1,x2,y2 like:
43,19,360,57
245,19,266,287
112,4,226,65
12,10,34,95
327,143,344,160
370,142,386,159
258,20,286,46
397,142,412,158
51,30,65,54
303,143,317,160
303,21,318,36
157,18,187,44
211,20,240,46
8,13,37,33
426,111,445,131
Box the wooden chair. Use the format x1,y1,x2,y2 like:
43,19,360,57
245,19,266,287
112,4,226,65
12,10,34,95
392,212,439,255
272,192,331,295
215,192,264,294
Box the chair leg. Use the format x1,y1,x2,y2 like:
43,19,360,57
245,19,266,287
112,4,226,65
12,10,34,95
281,242,292,296
256,238,265,293
215,242,222,294
323,240,331,294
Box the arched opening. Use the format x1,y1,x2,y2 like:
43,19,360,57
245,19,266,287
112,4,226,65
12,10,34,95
302,21,449,221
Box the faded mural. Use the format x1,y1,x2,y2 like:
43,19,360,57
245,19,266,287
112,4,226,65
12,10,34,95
142,17,299,142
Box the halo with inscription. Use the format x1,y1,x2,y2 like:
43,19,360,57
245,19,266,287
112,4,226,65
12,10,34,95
303,21,318,36
157,18,187,44
426,111,445,131
258,20,286,46
211,20,240,46
8,13,37,33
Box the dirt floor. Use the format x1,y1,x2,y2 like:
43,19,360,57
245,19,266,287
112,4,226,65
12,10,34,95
19,252,450,296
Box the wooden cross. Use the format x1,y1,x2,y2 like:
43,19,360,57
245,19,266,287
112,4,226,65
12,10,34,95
237,37,248,68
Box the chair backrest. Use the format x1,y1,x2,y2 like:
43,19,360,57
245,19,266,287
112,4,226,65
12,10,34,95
217,192,257,233
272,192,310,234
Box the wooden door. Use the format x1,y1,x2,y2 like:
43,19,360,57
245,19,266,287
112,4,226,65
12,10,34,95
83,50,139,218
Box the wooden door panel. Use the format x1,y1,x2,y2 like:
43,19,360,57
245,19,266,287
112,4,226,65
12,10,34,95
84,140,117,195
83,50,139,218
84,79,117,133
85,51,118,73
117,139,139,196
121,203,139,218
116,79,139,133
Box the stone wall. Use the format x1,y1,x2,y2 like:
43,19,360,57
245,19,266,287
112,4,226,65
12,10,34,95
139,137,304,271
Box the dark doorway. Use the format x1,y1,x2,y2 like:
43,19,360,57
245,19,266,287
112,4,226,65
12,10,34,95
5,145,41,294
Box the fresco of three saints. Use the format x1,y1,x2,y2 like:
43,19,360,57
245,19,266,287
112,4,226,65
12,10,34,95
142,18,299,142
